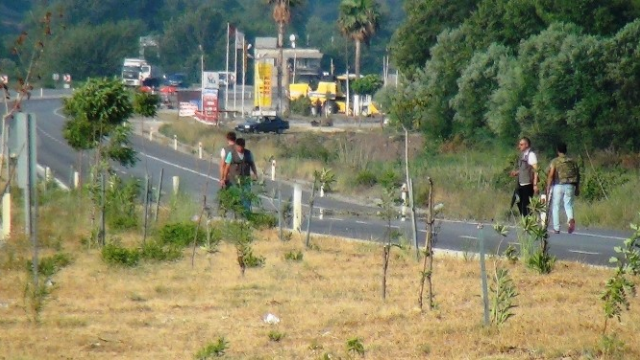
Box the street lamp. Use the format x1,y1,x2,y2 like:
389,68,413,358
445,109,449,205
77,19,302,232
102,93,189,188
289,34,297,84
199,44,204,112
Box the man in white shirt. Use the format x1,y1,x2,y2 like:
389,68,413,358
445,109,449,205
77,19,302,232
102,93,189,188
509,137,539,217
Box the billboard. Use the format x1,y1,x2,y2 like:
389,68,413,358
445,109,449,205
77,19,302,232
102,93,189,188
195,89,219,125
254,61,273,108
177,90,201,117
202,71,219,89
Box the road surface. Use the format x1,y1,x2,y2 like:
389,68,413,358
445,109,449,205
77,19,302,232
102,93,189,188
27,98,631,266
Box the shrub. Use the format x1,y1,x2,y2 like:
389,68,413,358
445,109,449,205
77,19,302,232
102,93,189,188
284,250,304,262
195,336,228,359
159,222,206,247
268,330,286,342
280,134,334,163
354,170,378,187
27,253,73,277
102,243,141,267
241,246,265,268
581,170,629,202
247,211,277,229
378,169,402,189
140,241,183,262
106,176,141,230
290,96,312,116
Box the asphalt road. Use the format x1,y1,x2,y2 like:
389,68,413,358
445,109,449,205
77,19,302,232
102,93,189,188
27,98,632,266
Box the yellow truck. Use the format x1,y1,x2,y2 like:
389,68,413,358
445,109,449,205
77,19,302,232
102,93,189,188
289,74,381,117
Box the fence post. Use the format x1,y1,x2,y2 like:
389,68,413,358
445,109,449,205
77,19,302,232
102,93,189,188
73,171,80,189
293,184,302,232
198,142,203,159
479,225,490,326
173,135,178,150
2,192,11,239
271,159,276,181
401,183,407,221
172,176,180,195
154,168,164,222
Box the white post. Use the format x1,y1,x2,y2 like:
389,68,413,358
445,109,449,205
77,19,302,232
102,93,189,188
2,192,11,239
73,171,80,189
173,135,178,150
319,207,324,220
271,159,276,181
40,88,44,98
320,184,325,198
293,184,302,232
198,142,203,159
149,129,154,141
401,183,407,221
44,167,52,184
172,176,180,195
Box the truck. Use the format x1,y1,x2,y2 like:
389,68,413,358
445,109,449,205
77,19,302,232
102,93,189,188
290,73,380,117
121,58,163,88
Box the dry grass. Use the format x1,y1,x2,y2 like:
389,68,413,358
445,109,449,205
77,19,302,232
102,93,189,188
1,225,639,359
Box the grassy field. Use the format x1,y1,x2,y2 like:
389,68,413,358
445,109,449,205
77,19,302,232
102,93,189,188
1,183,640,359
3,232,640,359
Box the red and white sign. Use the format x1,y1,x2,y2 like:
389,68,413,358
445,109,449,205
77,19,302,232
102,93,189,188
179,102,199,117
0,74,8,84
195,89,219,125
63,74,72,83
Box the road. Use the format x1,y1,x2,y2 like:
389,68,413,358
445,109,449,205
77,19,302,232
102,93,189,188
28,98,632,266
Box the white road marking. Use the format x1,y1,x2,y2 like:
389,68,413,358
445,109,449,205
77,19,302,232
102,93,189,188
568,250,600,256
460,235,479,240
355,220,368,224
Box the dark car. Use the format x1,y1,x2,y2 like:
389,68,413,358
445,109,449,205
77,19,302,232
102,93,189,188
164,73,188,88
235,115,290,134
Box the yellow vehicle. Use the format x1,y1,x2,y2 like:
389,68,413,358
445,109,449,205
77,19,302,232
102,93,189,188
290,73,381,117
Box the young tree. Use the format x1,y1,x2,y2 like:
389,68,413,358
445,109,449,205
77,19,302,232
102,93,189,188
337,0,381,78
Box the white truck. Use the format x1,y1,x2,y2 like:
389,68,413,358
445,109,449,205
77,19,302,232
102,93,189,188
121,58,162,87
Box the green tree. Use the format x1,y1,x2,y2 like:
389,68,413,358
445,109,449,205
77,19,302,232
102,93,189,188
351,74,383,95
63,78,138,173
391,0,477,76
450,43,512,140
337,0,381,78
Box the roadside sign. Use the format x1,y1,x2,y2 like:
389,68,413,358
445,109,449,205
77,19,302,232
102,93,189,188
63,74,71,83
52,73,60,81
0,74,8,84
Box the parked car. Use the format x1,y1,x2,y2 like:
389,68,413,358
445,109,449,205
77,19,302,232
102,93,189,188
235,113,290,134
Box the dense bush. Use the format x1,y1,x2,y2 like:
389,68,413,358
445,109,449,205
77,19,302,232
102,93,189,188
159,222,206,247
101,243,141,267
140,241,183,262
353,170,378,187
27,253,73,277
290,96,312,116
106,176,141,230
279,134,335,163
247,211,278,229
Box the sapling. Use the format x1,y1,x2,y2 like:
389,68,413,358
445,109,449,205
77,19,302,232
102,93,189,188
521,197,555,274
418,178,437,311
305,168,336,248
378,186,402,300
601,219,640,335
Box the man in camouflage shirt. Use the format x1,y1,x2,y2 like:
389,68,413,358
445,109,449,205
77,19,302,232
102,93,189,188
546,142,580,234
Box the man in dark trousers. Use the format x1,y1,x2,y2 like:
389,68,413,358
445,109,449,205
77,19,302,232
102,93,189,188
509,137,539,217
220,138,258,212
219,131,237,186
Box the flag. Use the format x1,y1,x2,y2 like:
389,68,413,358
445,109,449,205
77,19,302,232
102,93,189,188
235,30,245,50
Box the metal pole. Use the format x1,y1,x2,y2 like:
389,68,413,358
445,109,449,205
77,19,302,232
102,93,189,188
154,168,164,222
200,45,204,113
142,175,150,244
409,178,419,260
100,173,106,246
278,183,283,241
242,38,246,116
479,225,490,326
225,22,230,117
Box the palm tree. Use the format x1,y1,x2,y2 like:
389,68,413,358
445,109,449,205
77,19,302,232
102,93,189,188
337,0,380,78
267,0,303,111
